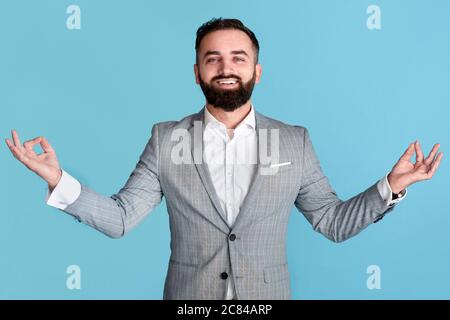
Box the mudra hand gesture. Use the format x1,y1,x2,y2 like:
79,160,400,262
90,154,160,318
5,129,62,190
388,140,443,194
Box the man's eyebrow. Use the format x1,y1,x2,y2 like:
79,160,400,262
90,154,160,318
230,50,249,57
203,50,221,59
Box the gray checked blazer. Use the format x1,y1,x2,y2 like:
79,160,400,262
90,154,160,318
61,108,396,299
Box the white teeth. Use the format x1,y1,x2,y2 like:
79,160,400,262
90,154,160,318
218,80,237,84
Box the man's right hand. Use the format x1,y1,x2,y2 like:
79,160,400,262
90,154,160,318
5,129,62,191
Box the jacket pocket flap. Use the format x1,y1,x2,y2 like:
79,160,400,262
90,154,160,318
263,263,289,283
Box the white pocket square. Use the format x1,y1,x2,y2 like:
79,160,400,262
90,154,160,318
269,161,291,168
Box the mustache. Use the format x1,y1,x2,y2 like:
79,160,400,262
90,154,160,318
211,75,242,82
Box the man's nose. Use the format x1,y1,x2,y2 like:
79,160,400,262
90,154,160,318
218,59,235,76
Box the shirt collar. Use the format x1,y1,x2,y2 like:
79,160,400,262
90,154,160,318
204,104,256,130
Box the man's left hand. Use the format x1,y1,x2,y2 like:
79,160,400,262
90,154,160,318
388,140,443,194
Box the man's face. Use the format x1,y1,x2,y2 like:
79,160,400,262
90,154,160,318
194,29,262,112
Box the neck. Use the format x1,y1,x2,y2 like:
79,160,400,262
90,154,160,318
205,101,252,129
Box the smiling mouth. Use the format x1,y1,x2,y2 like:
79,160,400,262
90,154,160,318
215,78,239,87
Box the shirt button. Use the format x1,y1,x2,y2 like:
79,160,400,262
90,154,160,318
220,272,228,280
229,234,236,241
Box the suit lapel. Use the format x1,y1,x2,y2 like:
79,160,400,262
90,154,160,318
188,109,230,233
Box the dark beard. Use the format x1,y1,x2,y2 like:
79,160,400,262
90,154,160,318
198,71,256,112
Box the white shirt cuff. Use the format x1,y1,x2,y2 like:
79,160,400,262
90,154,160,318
377,173,407,207
46,169,81,210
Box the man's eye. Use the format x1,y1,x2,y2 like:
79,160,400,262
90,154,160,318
207,58,218,63
234,57,246,62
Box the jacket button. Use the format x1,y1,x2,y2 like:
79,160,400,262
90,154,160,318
220,272,228,280
229,234,236,241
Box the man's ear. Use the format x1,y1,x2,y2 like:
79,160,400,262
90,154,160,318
194,64,200,84
255,63,262,84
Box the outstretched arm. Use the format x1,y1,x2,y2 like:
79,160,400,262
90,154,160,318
294,128,442,243
5,125,163,238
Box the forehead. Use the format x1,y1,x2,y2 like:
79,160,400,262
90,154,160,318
199,29,254,54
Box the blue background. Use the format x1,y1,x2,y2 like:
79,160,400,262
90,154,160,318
1,0,448,299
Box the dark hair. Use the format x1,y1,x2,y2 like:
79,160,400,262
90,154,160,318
195,18,260,63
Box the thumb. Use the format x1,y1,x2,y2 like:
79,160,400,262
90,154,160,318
399,142,415,162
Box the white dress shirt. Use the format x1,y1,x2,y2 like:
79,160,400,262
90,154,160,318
46,105,407,299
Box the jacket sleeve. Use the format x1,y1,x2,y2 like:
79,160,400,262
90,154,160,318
61,124,163,238
294,127,395,242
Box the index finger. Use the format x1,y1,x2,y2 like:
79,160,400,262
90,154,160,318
415,140,424,163
40,137,55,153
